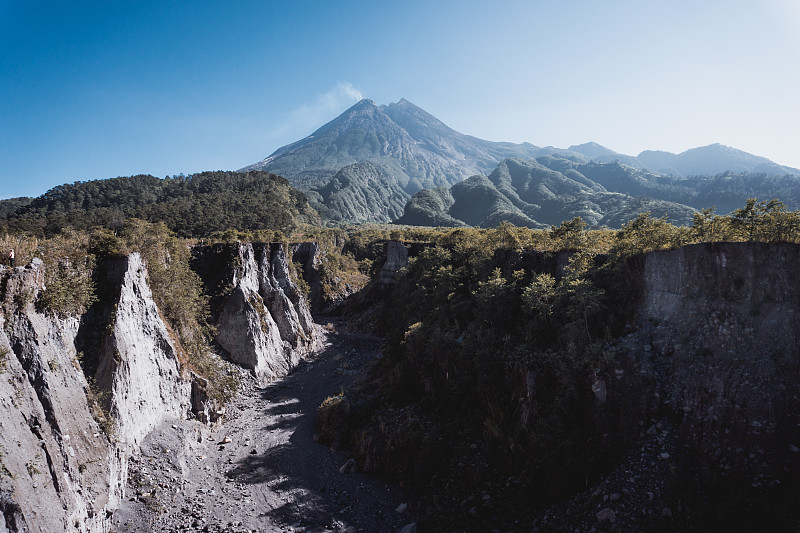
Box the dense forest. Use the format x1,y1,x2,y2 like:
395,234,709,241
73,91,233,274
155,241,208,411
0,171,319,238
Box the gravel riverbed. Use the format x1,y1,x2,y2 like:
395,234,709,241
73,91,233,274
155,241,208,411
112,323,417,533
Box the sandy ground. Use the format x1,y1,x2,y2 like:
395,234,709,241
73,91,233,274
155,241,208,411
111,323,417,533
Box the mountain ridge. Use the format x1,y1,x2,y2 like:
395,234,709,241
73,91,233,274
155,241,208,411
240,98,799,224
395,157,698,229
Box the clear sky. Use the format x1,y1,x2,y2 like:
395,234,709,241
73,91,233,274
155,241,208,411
2,0,799,199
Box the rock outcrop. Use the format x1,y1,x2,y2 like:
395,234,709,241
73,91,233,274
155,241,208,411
195,242,319,384
377,241,409,286
1,262,118,533
0,243,323,531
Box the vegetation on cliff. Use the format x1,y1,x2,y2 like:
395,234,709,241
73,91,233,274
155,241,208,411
315,198,800,531
2,220,238,404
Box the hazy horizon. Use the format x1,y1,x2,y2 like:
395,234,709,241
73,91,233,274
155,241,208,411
2,0,799,199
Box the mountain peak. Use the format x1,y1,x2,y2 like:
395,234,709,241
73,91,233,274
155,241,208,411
393,98,425,110
239,97,544,201
308,97,394,138
352,98,377,108
568,142,617,157
571,141,605,149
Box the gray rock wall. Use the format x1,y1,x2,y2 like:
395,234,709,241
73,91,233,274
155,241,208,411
638,242,800,475
0,254,197,532
377,241,409,286
94,253,191,448
0,244,322,531
291,241,325,312
0,262,122,532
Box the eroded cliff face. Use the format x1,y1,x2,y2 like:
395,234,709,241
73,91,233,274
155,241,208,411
0,256,178,533
0,263,118,533
291,242,325,312
635,242,800,476
377,241,409,286
93,253,191,449
195,242,319,384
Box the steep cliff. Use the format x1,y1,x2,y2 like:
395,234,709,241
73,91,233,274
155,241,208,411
0,242,323,531
291,242,324,311
93,253,191,448
290,241,370,315
637,242,800,475
0,253,193,532
1,262,117,533
317,240,800,530
193,242,319,384
377,241,409,286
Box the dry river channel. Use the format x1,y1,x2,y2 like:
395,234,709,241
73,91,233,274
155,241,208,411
111,322,418,533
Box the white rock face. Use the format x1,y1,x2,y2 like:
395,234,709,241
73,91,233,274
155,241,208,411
0,245,321,530
0,254,193,532
215,243,318,384
95,253,190,449
0,263,122,532
260,244,316,351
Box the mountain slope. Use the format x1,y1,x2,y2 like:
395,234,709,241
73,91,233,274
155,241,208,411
535,156,800,215
396,157,696,228
566,142,800,178
304,161,410,224
567,142,644,168
243,99,546,193
240,99,798,224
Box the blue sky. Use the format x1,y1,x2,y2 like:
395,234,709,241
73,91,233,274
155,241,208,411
1,0,799,199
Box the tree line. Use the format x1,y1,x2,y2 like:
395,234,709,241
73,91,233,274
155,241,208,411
0,171,319,238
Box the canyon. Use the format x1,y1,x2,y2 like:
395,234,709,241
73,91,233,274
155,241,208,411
0,240,798,531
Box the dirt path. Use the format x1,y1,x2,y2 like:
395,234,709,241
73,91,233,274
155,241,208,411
112,324,417,533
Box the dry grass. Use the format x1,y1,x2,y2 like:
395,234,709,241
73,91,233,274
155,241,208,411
0,235,39,267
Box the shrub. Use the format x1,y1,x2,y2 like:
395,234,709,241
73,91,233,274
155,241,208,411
38,232,97,317
317,392,351,447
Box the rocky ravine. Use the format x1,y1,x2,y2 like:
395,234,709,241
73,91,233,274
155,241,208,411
5,239,800,532
111,324,417,533
535,242,800,531
0,242,333,533
0,262,122,532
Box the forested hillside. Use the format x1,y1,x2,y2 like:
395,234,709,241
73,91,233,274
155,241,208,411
0,171,319,237
396,157,697,228
540,157,800,215
304,161,410,224
397,155,800,229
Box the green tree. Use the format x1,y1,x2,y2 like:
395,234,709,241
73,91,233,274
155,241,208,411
494,221,521,250
691,207,719,242
611,212,687,258
550,217,587,250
